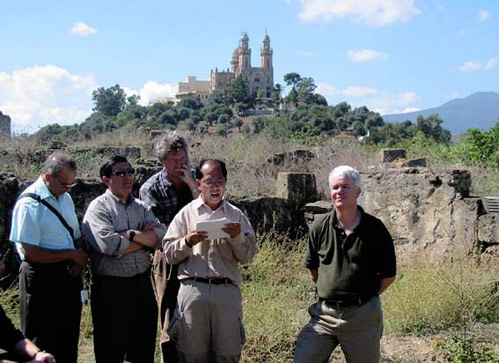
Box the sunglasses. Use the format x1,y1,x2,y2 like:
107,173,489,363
112,168,135,177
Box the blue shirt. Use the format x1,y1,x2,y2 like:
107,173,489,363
9,176,81,260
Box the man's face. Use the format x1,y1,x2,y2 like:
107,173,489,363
197,161,226,210
103,161,134,199
330,176,361,210
160,149,188,180
44,167,77,198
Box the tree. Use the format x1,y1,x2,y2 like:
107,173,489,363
296,77,317,105
283,72,301,90
417,114,451,142
225,76,252,107
92,84,127,116
233,118,243,132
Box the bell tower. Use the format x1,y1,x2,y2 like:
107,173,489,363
261,32,273,70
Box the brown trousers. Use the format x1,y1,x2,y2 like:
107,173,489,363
152,249,181,363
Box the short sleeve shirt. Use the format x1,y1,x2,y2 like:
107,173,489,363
305,206,396,301
9,176,80,260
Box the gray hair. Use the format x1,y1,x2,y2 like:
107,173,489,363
44,152,77,177
328,165,361,188
155,131,188,158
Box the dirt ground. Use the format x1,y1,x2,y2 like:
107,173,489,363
329,323,499,362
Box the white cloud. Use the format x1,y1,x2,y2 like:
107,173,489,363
297,50,316,57
485,57,498,70
455,57,497,73
316,82,340,96
347,49,388,62
402,107,421,113
125,81,177,106
398,91,420,105
297,0,421,26
478,9,491,22
70,22,98,36
0,65,97,132
343,86,377,97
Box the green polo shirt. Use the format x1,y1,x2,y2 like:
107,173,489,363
304,206,396,301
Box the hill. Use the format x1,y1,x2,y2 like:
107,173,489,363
382,91,499,134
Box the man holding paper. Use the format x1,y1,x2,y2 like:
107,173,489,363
164,159,257,363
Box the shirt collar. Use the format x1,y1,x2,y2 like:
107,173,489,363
34,175,58,200
332,205,365,229
159,167,173,188
194,196,228,214
105,188,134,205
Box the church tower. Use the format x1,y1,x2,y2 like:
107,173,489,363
261,33,273,70
238,32,251,75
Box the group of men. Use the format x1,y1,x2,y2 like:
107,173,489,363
3,131,396,363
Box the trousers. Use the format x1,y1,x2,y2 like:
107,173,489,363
91,270,158,363
19,261,82,363
294,296,383,363
168,279,246,363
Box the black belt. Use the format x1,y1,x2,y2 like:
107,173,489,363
320,295,374,309
186,277,232,285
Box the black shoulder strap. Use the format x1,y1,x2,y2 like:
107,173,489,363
19,193,75,243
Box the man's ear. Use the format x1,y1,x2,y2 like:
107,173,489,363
196,179,201,188
102,176,110,187
158,155,164,164
42,173,52,183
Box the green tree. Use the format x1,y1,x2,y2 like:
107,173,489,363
92,84,127,116
225,76,252,108
233,118,243,132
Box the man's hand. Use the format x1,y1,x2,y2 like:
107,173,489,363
186,230,208,247
222,222,241,239
310,269,318,283
67,262,85,277
141,220,160,231
28,350,55,363
70,248,88,268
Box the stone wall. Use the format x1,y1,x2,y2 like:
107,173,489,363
0,111,11,138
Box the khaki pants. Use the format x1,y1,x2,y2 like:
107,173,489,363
152,249,181,362
294,296,383,363
168,279,246,363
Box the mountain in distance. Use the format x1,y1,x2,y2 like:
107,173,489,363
382,91,499,135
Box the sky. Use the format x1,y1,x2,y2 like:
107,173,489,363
1,0,498,133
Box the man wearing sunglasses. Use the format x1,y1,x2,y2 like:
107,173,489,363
164,159,257,363
9,152,88,363
82,155,167,363
139,132,199,363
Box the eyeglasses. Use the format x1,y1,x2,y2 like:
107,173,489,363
201,178,226,187
112,168,135,177
58,182,77,189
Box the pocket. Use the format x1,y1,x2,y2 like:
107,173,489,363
239,314,246,346
166,308,183,342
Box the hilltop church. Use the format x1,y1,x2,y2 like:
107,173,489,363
171,32,274,102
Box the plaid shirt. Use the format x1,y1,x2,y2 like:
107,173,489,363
139,167,195,227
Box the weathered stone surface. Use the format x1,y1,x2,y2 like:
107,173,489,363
401,158,427,168
480,244,499,264
276,172,317,206
381,148,406,163
478,214,499,243
360,169,480,260
0,111,11,139
229,196,306,237
267,150,315,167
70,146,142,161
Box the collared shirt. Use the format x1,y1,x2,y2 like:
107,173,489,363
304,206,396,301
9,176,81,260
82,189,167,277
164,197,257,286
139,167,195,227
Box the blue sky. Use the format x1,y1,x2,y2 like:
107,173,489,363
1,0,497,132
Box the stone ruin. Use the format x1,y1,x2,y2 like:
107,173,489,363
0,147,497,284
0,111,11,139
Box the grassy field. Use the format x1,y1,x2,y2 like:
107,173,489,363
2,232,498,362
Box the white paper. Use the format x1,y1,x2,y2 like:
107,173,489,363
196,217,232,239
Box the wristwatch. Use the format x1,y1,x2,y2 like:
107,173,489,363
128,230,136,242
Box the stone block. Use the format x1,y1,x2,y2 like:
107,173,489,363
401,158,427,168
445,169,471,198
381,148,406,163
276,172,317,205
478,214,499,243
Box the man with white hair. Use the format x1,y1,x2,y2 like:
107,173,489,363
294,165,396,363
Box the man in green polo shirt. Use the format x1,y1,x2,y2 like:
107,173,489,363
294,165,396,363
